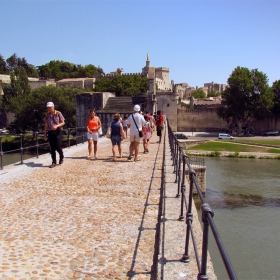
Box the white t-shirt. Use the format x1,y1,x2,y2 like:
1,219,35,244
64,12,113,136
127,113,146,135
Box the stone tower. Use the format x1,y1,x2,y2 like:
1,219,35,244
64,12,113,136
142,54,156,113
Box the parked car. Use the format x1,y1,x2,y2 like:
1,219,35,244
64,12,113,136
265,130,279,136
218,133,234,140
0,129,9,134
175,133,188,139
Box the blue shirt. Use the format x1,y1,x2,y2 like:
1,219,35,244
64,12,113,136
111,120,121,136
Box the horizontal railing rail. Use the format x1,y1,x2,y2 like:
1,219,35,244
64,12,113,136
167,122,237,280
0,127,88,170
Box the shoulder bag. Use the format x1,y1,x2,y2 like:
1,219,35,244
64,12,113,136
132,114,143,137
106,126,111,139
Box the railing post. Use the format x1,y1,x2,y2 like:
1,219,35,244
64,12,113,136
20,134,24,164
0,136,3,170
198,203,214,280
36,132,39,158
170,134,175,166
178,154,186,220
176,150,182,197
68,128,71,148
181,168,196,263
173,136,177,168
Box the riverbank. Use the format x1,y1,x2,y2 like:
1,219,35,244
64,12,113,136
186,150,280,159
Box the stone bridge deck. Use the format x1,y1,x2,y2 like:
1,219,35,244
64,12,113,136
0,131,216,279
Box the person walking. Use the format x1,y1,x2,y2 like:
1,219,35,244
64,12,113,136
155,110,164,144
44,102,65,168
142,115,152,153
127,104,146,161
110,113,126,161
122,115,129,138
86,109,102,159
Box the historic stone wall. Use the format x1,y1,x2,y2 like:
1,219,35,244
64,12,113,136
177,106,280,134
75,92,115,129
156,91,178,131
177,107,229,132
250,117,280,134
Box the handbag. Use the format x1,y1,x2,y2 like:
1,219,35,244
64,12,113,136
106,127,111,139
98,126,103,136
132,114,143,137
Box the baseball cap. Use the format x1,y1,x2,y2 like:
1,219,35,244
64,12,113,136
134,104,140,111
46,102,54,107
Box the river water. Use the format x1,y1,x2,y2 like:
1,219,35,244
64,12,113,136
195,157,280,280
0,152,47,168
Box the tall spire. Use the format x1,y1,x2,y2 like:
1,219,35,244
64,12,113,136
147,53,150,61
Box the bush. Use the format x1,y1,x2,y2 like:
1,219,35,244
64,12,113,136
209,151,221,157
228,152,239,158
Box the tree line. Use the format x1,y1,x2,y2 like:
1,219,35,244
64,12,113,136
0,53,103,80
0,53,148,133
217,67,280,134
1,53,279,135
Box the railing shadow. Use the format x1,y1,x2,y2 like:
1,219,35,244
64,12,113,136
126,137,163,279
167,121,238,280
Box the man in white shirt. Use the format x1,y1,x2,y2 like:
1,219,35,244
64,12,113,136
127,104,146,161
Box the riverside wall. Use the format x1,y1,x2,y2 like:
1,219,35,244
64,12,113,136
176,106,280,134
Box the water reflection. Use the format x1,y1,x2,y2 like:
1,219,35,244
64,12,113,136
194,157,280,280
199,189,280,209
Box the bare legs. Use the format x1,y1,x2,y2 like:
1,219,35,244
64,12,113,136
87,139,93,158
93,140,98,159
112,145,122,161
129,141,140,160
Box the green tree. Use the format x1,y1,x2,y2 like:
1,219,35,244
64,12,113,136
3,66,32,109
271,80,280,119
1,53,39,77
94,74,148,96
208,90,220,97
37,60,99,80
217,67,273,134
7,85,80,133
0,54,9,74
191,89,206,99
6,53,18,72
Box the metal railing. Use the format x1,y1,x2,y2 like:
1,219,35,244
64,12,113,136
167,123,237,280
0,127,88,170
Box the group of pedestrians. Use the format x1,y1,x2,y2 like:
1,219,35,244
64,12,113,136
43,101,165,167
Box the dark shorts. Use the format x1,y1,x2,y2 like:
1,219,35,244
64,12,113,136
111,135,122,146
157,129,162,137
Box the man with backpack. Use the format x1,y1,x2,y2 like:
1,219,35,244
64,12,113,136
43,102,65,168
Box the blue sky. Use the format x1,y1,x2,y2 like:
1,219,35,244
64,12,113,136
1,0,279,87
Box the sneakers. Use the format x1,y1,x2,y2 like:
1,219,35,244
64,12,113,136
49,162,56,168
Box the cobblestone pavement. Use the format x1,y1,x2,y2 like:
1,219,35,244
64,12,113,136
0,131,217,280
0,132,164,280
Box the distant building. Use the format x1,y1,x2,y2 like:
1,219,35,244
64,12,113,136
204,82,227,94
56,78,95,89
29,79,56,90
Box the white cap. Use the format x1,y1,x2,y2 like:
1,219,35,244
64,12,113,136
46,102,54,107
134,104,140,111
